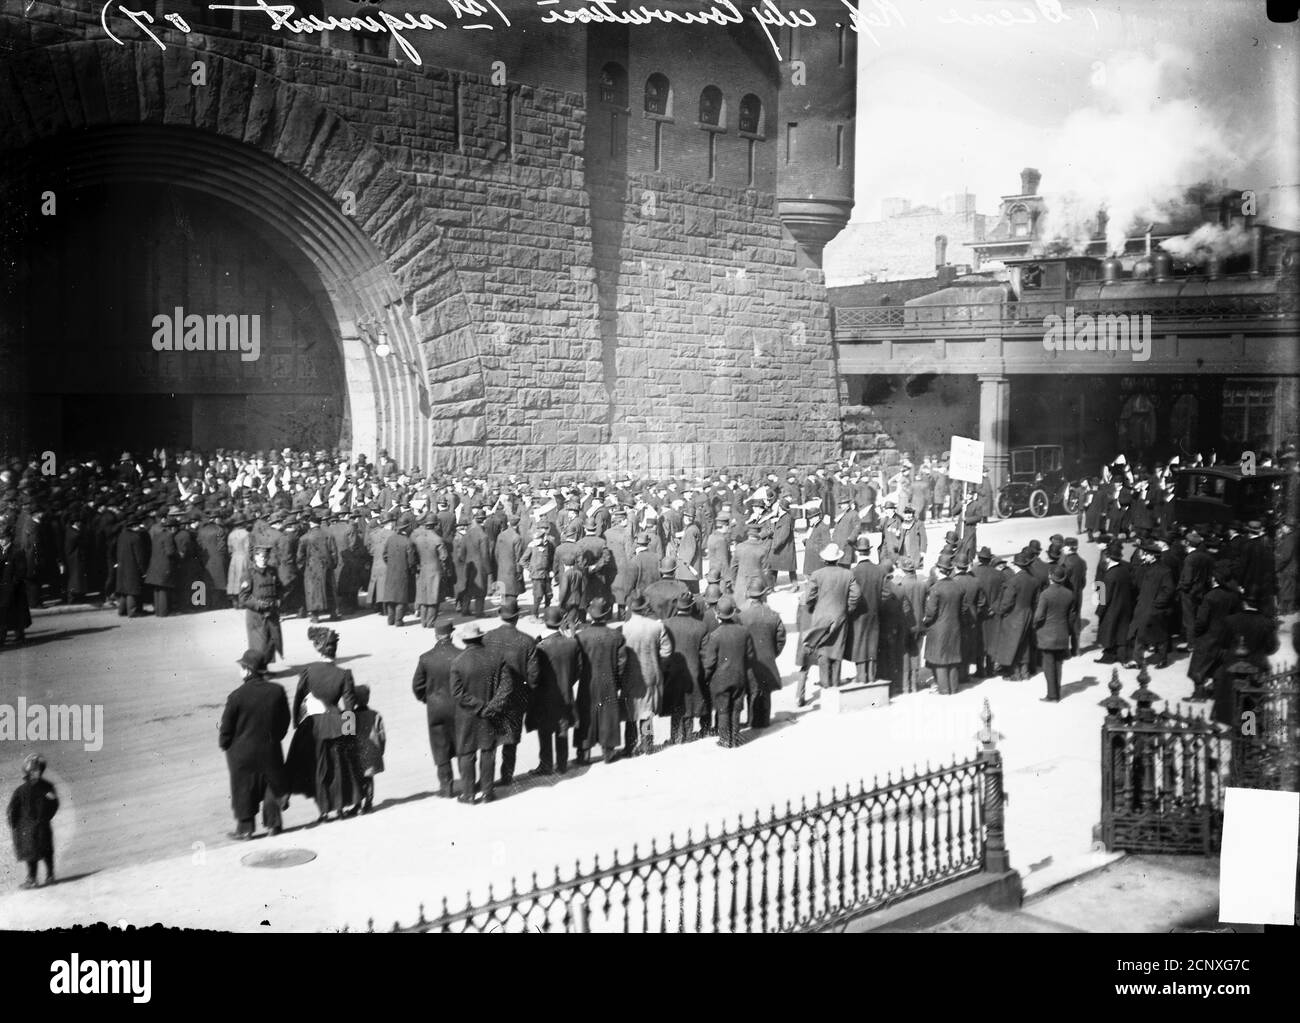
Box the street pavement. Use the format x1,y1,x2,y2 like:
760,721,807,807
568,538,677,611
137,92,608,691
0,513,1292,931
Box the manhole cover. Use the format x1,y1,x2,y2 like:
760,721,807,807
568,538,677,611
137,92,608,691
241,848,317,869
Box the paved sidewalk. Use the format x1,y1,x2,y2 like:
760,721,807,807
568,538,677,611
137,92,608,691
1,513,1291,931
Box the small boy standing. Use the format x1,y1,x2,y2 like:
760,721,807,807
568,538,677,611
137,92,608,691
353,685,386,814
8,754,58,888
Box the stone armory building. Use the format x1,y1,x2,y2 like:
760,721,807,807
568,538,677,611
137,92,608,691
0,0,856,477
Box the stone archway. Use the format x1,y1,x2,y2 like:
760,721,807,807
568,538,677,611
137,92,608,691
0,38,487,470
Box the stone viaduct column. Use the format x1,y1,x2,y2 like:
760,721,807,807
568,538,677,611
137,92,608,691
979,374,1011,492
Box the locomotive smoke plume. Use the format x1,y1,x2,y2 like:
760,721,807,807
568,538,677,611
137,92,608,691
1159,221,1253,265
1036,48,1254,256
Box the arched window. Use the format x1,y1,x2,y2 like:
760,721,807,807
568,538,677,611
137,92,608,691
645,73,671,117
738,93,763,136
599,62,627,107
698,86,724,127
1010,205,1031,238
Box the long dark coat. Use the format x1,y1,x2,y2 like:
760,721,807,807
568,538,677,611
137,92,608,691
196,522,229,596
411,527,447,606
297,527,338,613
951,570,988,667
63,526,90,596
0,546,33,633
8,778,58,862
769,512,796,573
527,629,583,733
701,620,757,694
575,622,627,751
802,521,831,577
803,564,861,661
994,570,1040,666
483,622,536,745
1129,560,1175,645
381,531,418,605
1212,609,1279,725
1033,582,1075,652
847,559,887,664
144,524,176,587
922,576,964,666
1239,536,1276,604
973,563,1005,656
174,528,201,606
219,677,290,821
366,525,392,603
450,642,509,752
496,527,527,597
732,538,771,609
663,611,710,717
740,602,786,692
115,528,149,596
412,639,459,765
1096,560,1134,650
1189,586,1242,682
896,573,929,657
456,525,490,602
1276,531,1296,609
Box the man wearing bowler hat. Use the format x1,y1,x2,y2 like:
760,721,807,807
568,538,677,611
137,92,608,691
1129,541,1175,669
922,554,964,695
1188,568,1242,702
411,619,460,798
663,590,709,743
740,580,785,728
701,596,757,748
1033,565,1075,702
483,595,537,785
574,597,628,764
528,606,582,774
219,648,290,840
994,551,1039,681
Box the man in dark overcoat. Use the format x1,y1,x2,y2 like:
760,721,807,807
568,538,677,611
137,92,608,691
972,547,1004,677
846,534,888,686
144,514,177,617
1060,537,1087,656
1033,566,1076,702
1094,542,1133,665
701,596,758,748
450,621,509,803
297,509,339,623
643,554,689,621
527,606,583,774
219,647,290,839
411,619,460,797
1211,592,1279,725
381,513,418,626
115,516,150,618
196,510,230,610
1188,570,1242,701
950,552,988,683
574,597,628,764
995,552,1040,680
739,581,785,728
0,531,32,645
922,555,964,695
412,513,448,627
663,590,709,743
802,542,862,690
767,498,797,586
457,511,491,616
1128,541,1175,668
895,556,929,692
483,596,537,785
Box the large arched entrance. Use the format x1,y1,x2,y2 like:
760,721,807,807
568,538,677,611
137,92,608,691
0,40,493,472
22,176,347,457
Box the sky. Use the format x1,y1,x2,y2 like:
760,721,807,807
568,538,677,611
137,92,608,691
833,0,1299,242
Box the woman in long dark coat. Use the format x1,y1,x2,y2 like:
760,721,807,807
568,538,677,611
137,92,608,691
291,626,360,821
7,754,57,888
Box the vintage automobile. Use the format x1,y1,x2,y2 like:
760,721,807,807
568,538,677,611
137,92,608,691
1171,465,1291,528
995,445,1086,518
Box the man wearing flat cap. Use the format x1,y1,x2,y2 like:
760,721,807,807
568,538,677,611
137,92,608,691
412,620,460,797
219,648,290,840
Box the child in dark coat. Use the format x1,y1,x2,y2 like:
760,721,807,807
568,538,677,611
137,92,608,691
8,754,58,888
353,685,386,813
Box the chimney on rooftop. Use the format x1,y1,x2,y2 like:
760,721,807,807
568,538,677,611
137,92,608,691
1020,168,1041,196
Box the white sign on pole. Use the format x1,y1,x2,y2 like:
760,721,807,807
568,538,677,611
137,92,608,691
949,436,984,484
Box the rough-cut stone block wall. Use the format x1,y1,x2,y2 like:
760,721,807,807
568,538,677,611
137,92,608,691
3,4,846,477
592,170,843,476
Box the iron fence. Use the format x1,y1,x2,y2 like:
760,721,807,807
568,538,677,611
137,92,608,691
359,700,1011,934
1098,667,1226,855
1230,661,1299,793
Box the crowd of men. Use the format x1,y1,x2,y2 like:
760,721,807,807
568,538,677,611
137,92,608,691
3,442,1297,814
